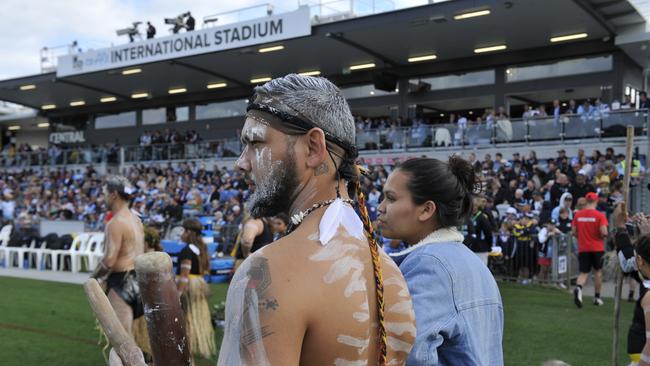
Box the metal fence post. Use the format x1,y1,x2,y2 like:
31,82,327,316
551,236,559,283
565,234,573,289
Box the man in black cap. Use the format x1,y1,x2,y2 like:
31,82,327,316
185,12,195,31
146,21,156,39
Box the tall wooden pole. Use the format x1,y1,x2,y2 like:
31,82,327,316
612,125,635,366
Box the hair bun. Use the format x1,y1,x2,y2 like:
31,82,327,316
448,155,481,195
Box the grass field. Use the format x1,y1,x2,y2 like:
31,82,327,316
0,276,637,365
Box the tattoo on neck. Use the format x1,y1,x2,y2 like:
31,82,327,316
315,163,329,177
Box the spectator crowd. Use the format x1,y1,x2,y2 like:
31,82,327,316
360,146,646,284
0,145,646,274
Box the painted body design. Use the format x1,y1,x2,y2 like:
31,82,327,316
218,257,277,366
307,204,415,365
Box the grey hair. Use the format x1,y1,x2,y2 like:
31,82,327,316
253,74,355,148
105,175,133,200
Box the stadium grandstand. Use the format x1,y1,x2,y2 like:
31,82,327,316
2,0,650,365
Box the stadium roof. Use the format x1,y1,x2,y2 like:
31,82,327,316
0,0,645,117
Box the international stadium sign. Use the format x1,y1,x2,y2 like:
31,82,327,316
57,7,311,77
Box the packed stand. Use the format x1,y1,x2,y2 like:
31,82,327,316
357,147,646,285
0,162,255,254
0,146,645,271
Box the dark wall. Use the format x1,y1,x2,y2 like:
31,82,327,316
83,116,243,146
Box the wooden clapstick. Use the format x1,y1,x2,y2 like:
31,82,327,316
84,279,147,366
135,252,192,366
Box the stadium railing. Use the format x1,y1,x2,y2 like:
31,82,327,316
0,109,646,167
356,109,648,151
488,233,579,287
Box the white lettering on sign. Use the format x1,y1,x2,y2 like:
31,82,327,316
57,7,311,77
49,131,85,144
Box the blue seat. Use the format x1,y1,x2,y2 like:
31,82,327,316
206,243,218,257
161,240,185,254
208,275,230,283
202,230,216,238
210,258,234,274
199,216,213,230
207,258,235,283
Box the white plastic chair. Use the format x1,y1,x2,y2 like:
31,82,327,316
40,238,59,271
0,225,13,267
69,233,94,273
47,233,91,272
434,128,452,147
496,119,513,141
89,234,105,270
82,233,105,272
25,238,50,270
7,239,36,269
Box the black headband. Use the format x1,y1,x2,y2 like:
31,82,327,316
246,102,358,159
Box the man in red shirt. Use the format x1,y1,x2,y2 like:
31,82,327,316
572,192,609,307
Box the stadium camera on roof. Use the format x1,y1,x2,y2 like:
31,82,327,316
116,22,143,43
165,12,194,34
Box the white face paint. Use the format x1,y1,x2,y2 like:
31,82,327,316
247,124,267,141
254,146,271,168
247,159,285,214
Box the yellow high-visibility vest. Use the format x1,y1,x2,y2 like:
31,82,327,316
621,160,642,177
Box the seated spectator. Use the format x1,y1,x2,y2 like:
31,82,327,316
594,167,610,194
552,192,573,222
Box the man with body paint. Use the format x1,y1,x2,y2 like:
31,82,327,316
218,74,415,366
91,175,146,365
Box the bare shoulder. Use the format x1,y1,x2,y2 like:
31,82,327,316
222,244,308,364
642,290,650,308
105,217,121,232
233,242,311,304
249,235,313,280
243,218,264,232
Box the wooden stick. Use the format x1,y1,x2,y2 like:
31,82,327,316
83,279,147,366
135,252,192,366
612,125,635,366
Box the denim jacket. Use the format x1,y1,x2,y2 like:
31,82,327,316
390,228,504,366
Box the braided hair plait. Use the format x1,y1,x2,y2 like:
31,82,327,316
353,165,387,365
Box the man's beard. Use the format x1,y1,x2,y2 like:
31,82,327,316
247,152,299,219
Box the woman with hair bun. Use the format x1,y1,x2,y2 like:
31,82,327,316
378,156,504,365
